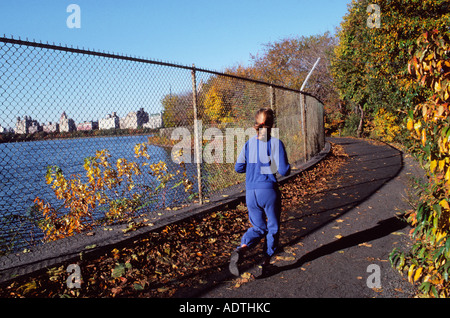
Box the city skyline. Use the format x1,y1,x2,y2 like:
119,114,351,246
10,107,163,135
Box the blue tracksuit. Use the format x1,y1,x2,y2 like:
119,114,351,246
235,135,290,256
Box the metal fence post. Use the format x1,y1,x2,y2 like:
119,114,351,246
191,64,203,204
300,93,308,162
270,85,276,126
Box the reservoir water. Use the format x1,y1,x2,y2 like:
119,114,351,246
0,135,195,251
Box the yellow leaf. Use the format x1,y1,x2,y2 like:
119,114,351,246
157,287,169,293
439,159,446,172
422,129,427,147
440,199,450,210
18,280,38,294
430,160,437,173
437,105,445,117
422,105,428,119
407,119,414,131
414,267,423,282
241,272,253,279
436,231,446,243
408,264,416,283
446,167,450,181
414,121,422,136
435,80,442,92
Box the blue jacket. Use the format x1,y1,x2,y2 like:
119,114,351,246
235,136,290,189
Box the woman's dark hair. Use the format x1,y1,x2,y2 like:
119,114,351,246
254,108,274,137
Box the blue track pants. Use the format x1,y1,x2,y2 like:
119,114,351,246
241,188,281,257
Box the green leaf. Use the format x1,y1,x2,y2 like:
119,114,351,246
420,281,431,294
431,285,438,298
112,263,126,278
389,248,400,266
170,180,184,189
398,253,406,269
433,203,442,216
416,203,425,222
133,283,144,291
445,238,450,254
418,247,426,259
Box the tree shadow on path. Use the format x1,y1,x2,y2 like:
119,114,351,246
273,137,405,260
259,216,408,279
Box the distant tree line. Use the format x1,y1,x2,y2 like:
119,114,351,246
0,126,158,144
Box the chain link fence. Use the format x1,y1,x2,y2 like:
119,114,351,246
0,36,325,253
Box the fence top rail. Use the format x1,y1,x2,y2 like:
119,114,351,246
0,36,323,104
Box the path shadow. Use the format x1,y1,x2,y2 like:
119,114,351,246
272,137,404,257
258,216,408,279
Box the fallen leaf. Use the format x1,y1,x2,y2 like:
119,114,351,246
111,263,126,278
111,287,122,295
157,287,169,293
335,234,343,239
18,281,37,294
275,256,295,261
241,272,253,279
372,288,383,293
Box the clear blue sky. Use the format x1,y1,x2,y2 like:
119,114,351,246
0,0,351,129
0,0,350,71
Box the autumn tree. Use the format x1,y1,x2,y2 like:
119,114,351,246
225,33,339,109
391,30,450,298
224,32,341,133
332,0,450,139
199,77,234,126
161,92,193,128
250,32,338,103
